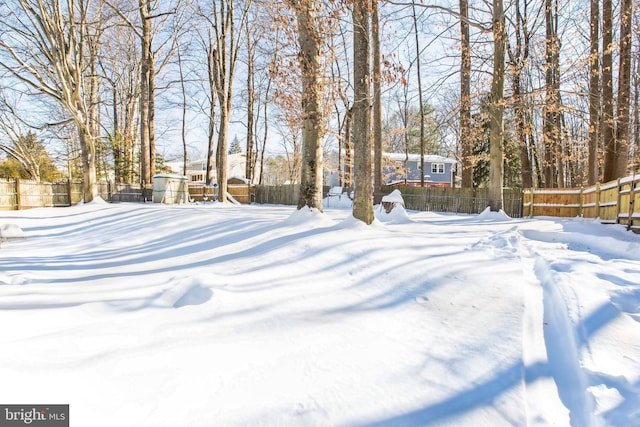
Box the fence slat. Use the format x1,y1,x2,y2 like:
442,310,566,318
522,172,640,229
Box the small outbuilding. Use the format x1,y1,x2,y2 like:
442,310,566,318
152,174,189,204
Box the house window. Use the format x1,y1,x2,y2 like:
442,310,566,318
431,163,445,174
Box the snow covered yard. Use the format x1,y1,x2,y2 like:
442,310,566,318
1,200,639,427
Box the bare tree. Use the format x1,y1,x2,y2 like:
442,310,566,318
488,0,506,211
98,20,141,184
352,0,374,224
0,0,101,201
177,42,189,176
372,0,383,201
255,36,281,185
459,0,473,188
633,27,640,173
602,0,615,181
587,0,600,184
139,0,154,189
410,2,427,187
106,0,181,193
614,0,633,178
542,0,561,187
210,0,251,202
506,0,537,189
201,23,218,187
286,0,326,211
329,23,354,188
244,10,258,183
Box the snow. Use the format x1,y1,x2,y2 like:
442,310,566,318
1,201,639,427
381,189,405,205
323,190,353,209
0,223,25,241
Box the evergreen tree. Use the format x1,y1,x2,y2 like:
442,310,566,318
228,135,243,155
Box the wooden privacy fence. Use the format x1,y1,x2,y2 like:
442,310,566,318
3,179,526,218
0,180,146,209
254,184,300,206
382,186,523,218
1,179,93,209
523,173,640,231
253,184,524,218
188,183,255,204
0,179,256,209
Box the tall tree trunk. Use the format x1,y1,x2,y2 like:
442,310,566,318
212,0,249,203
634,45,640,173
148,50,156,179
139,0,152,192
614,0,632,178
352,0,374,224
86,23,101,182
459,0,473,188
246,33,256,182
488,0,505,212
513,79,533,188
372,0,383,202
602,0,615,182
205,35,217,186
216,101,230,200
344,107,353,188
79,125,97,202
507,0,533,189
336,106,345,187
289,1,325,210
411,3,426,187
258,68,273,185
588,0,600,184
111,84,123,182
543,0,560,188
177,46,188,176
552,2,563,187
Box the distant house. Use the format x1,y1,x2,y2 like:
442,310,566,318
384,153,457,188
324,152,458,188
184,153,248,183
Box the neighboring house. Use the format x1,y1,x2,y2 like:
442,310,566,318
324,152,458,188
384,153,457,188
184,153,248,183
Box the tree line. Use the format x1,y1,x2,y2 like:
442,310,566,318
0,0,638,222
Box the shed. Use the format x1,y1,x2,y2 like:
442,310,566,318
152,174,189,204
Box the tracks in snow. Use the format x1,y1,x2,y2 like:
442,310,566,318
533,257,595,427
477,227,596,426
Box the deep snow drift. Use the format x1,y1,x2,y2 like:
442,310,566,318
1,200,639,426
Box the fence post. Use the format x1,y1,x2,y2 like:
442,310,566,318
529,187,534,218
594,182,600,219
628,176,636,231
616,178,622,224
67,179,73,206
579,187,584,217
15,178,21,210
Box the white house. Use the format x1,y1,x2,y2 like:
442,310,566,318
184,153,249,183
